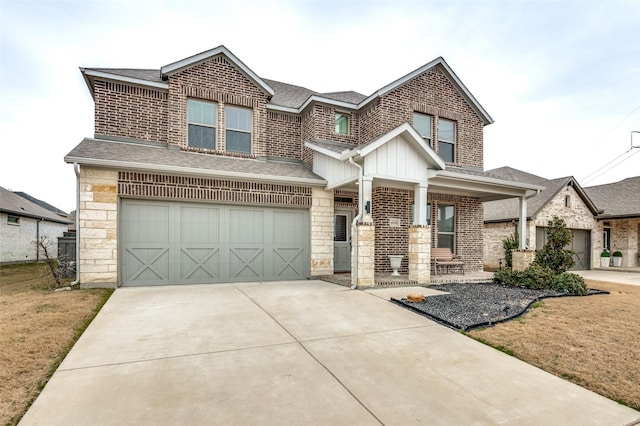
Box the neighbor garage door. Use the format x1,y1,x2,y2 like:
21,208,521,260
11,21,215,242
536,227,591,270
120,199,309,286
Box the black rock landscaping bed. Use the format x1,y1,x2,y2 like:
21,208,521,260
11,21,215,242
391,282,608,331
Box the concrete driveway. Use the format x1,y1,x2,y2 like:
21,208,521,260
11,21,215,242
20,280,639,425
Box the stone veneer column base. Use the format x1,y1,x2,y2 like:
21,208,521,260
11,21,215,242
353,222,375,288
409,225,431,284
512,250,535,271
310,188,334,276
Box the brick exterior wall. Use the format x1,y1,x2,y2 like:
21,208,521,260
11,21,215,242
266,111,302,160
94,80,168,143
359,66,484,169
370,188,483,274
117,172,313,207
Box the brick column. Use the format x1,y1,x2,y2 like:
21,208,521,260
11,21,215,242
353,222,375,288
409,225,431,283
512,250,535,271
310,188,334,276
79,167,118,288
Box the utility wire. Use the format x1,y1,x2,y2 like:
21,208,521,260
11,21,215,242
582,148,640,186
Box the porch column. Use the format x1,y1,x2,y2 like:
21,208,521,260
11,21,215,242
352,222,375,288
518,195,527,249
413,182,428,225
361,176,373,222
409,225,431,283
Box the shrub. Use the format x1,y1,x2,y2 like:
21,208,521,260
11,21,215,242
502,233,519,268
612,251,623,257
519,264,555,290
533,217,575,274
601,250,611,257
493,268,520,286
552,272,587,295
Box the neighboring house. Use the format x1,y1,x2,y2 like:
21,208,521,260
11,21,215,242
67,45,541,288
0,186,71,264
585,176,640,267
483,167,600,270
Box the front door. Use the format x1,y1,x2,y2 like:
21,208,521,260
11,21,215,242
333,210,352,272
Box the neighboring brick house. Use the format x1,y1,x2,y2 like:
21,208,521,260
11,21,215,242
67,45,540,288
0,186,70,264
585,176,640,268
483,167,600,270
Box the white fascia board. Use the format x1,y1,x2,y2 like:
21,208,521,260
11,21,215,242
325,176,358,190
82,69,169,90
64,157,327,187
303,141,348,160
266,104,300,114
299,95,358,112
161,45,274,96
434,170,545,192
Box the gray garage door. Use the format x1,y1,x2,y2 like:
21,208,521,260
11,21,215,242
536,227,591,270
121,199,310,286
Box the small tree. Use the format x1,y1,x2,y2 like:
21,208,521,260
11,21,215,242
533,217,575,274
36,236,63,289
502,233,519,268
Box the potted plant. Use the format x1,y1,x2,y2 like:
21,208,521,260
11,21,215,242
600,250,610,267
612,251,623,267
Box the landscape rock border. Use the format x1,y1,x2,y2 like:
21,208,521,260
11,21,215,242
391,282,608,331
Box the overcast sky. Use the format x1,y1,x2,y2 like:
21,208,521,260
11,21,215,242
1,0,639,214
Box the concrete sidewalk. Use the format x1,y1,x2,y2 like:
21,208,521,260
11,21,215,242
20,280,639,425
576,269,640,286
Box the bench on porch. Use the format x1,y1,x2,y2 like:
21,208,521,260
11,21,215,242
431,248,465,275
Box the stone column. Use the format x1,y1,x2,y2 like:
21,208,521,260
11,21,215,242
512,250,535,271
353,222,375,288
310,188,334,276
79,167,118,288
409,225,431,283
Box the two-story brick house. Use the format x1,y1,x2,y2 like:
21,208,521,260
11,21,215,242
67,45,540,288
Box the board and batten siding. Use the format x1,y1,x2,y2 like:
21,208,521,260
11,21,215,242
312,153,358,189
364,135,429,182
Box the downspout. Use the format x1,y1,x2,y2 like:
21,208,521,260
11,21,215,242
349,157,363,290
36,218,42,261
70,163,80,287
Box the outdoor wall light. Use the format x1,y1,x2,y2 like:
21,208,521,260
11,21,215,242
365,201,371,213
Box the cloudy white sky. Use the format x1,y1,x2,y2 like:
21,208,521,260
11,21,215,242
1,0,639,213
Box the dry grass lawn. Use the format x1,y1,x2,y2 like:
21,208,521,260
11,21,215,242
469,279,640,411
0,263,112,426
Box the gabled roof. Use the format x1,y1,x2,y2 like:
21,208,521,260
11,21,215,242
65,138,326,187
161,45,274,97
13,192,68,217
80,47,492,125
0,187,70,224
584,176,640,219
483,167,600,222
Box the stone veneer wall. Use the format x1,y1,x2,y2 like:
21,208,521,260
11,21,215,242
78,167,118,288
484,221,519,270
409,226,431,283
607,218,640,267
310,188,334,276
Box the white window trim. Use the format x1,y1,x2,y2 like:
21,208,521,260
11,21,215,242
187,98,217,149
335,112,350,135
225,105,253,154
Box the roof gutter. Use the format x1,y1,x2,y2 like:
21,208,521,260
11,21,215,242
63,156,328,188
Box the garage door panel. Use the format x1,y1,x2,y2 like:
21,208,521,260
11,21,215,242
180,246,220,282
123,246,170,285
121,200,309,286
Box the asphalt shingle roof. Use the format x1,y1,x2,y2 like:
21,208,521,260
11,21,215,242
0,187,70,223
65,138,325,185
585,176,640,218
88,68,164,84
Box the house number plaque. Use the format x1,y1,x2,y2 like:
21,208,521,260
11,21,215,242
388,218,401,228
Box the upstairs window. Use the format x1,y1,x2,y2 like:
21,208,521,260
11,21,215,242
438,118,456,163
7,215,20,225
226,106,252,154
335,113,349,135
413,113,432,145
188,99,217,150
